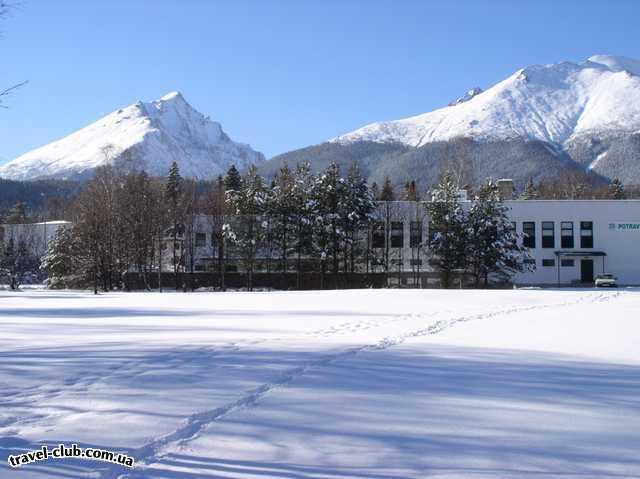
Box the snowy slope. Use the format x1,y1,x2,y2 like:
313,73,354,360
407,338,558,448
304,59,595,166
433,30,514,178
265,55,640,186
333,55,640,148
0,92,265,181
1,288,639,478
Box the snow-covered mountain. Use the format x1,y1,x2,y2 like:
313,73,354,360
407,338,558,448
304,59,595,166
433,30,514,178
0,92,265,181
265,55,640,187
333,55,640,148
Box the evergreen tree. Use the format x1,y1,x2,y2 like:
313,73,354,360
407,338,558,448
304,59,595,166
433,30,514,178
310,162,345,288
41,225,82,288
608,178,625,199
291,162,317,288
1,237,38,290
165,162,183,290
225,165,268,291
270,164,298,276
404,180,419,201
224,165,242,193
380,177,395,201
425,173,468,289
166,162,183,206
467,179,534,287
520,177,539,200
341,163,376,273
5,201,28,224
370,182,380,200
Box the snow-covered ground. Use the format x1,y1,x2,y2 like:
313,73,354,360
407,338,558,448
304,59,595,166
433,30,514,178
1,288,639,478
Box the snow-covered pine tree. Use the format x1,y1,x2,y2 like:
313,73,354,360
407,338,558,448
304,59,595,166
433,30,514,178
341,163,376,273
608,178,625,200
270,164,298,277
0,237,15,287
520,177,539,200
425,173,468,289
225,165,268,291
224,165,242,193
467,179,534,287
310,162,346,288
292,162,317,288
41,225,81,289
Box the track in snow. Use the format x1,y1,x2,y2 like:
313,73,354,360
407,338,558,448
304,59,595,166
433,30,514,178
114,290,624,479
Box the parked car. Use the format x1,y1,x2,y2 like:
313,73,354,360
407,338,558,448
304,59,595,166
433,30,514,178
595,274,618,287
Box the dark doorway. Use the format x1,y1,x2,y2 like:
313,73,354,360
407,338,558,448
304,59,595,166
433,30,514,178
581,259,594,283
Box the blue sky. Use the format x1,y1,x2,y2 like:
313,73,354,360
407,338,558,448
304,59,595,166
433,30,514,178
1,0,639,164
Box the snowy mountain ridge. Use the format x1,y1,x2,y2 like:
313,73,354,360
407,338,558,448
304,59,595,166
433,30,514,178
0,92,265,181
332,55,640,149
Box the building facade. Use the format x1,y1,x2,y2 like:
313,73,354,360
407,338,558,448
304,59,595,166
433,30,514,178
507,200,640,285
172,198,640,286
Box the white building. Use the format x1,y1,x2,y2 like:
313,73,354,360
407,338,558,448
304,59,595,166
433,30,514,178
507,200,640,285
158,196,640,287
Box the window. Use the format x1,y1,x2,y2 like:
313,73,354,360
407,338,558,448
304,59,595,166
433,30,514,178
195,233,206,247
561,222,574,248
523,222,536,248
211,233,216,247
542,222,555,248
524,258,536,265
410,258,423,266
410,221,422,248
542,259,555,267
390,222,404,248
510,222,516,231
561,259,575,267
195,264,205,272
580,221,593,248
372,222,385,249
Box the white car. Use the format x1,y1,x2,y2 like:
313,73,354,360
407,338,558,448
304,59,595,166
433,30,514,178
595,274,618,287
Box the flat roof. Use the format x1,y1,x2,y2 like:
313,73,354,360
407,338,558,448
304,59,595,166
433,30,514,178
0,220,70,227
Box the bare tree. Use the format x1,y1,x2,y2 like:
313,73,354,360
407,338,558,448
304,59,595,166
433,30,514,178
439,138,477,189
206,176,228,290
116,171,159,290
181,179,199,291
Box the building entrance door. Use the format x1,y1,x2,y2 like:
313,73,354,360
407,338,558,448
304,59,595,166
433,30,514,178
581,259,594,283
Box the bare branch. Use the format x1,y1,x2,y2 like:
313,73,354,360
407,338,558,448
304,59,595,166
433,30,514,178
0,80,28,108
0,2,27,108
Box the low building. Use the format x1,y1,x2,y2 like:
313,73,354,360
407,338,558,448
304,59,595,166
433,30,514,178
180,198,639,286
507,200,640,285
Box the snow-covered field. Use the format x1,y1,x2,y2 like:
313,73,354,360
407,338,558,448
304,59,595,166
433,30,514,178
1,288,639,478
